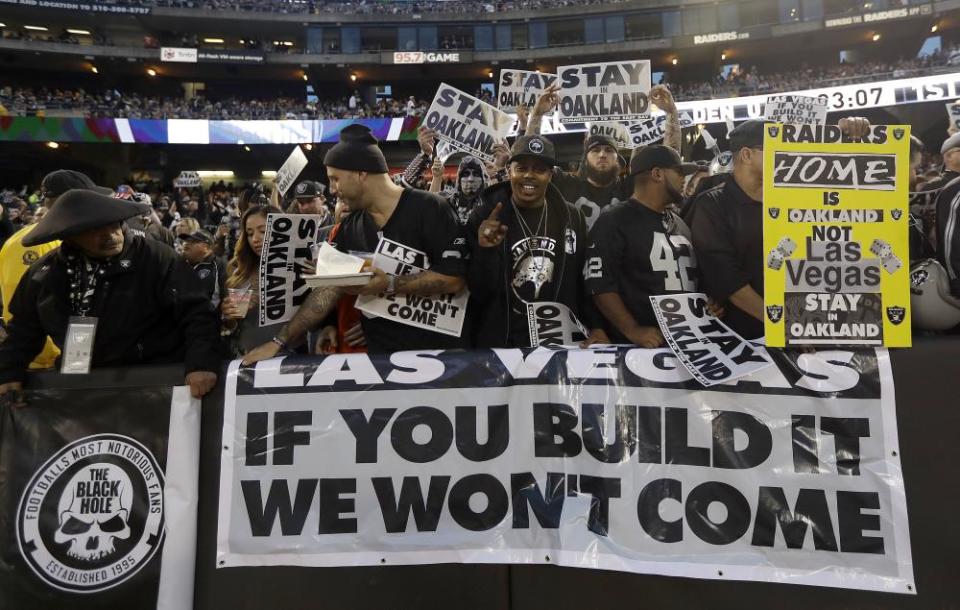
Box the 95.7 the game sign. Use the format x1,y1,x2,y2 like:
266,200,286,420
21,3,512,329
762,123,911,347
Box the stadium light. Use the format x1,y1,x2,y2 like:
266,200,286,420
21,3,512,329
90,66,99,74
203,37,225,44
46,142,60,149
24,25,49,31
196,171,234,177
487,71,494,79
672,57,679,66
261,171,278,178
244,146,251,152
721,52,727,61
872,33,881,42
931,24,939,33
0,23,6,28
302,74,308,82
66,29,90,35
147,68,157,77
304,144,313,151
350,74,358,82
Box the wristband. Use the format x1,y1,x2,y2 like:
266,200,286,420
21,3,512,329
271,336,288,351
384,274,398,296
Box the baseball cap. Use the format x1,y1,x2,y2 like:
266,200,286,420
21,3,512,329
39,170,112,200
508,135,558,166
729,120,765,153
629,145,699,176
940,132,960,154
180,230,214,245
293,180,325,199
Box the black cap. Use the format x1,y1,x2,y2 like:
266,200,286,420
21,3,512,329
323,124,390,174
584,134,619,153
729,120,765,153
40,170,112,200
629,145,699,176
181,230,214,245
508,135,557,166
293,180,325,199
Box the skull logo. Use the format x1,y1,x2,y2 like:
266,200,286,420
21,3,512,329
513,255,555,299
54,464,133,562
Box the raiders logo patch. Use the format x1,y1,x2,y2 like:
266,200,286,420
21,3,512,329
296,182,308,194
910,269,928,288
198,268,211,279
119,260,132,269
16,434,164,593
768,207,780,219
886,306,906,325
767,125,780,138
893,128,905,141
891,209,902,221
766,305,783,323
22,250,39,265
528,138,545,154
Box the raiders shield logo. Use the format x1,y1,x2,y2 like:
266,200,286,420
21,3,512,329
528,138,545,154
119,259,132,269
891,209,902,221
296,182,308,194
768,207,780,219
886,306,906,325
767,125,780,138
910,268,929,288
766,305,783,323
893,128,905,141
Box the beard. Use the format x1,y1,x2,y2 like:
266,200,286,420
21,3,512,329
584,162,619,186
665,180,684,205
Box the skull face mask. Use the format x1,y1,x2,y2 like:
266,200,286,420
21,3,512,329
458,156,485,198
54,464,133,562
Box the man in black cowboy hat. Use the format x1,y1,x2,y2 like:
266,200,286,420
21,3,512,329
466,134,608,348
0,189,221,403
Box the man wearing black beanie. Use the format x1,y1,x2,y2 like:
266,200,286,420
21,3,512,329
242,124,469,360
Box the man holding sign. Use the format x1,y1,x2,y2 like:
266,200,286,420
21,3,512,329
586,145,700,348
528,82,682,230
466,135,607,348
242,124,468,362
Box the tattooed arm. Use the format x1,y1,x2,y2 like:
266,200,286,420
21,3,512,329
396,270,465,296
649,84,682,153
241,286,343,364
345,267,465,297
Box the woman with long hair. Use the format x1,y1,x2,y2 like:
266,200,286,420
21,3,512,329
221,204,285,355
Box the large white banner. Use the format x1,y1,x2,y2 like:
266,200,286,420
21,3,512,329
217,347,914,594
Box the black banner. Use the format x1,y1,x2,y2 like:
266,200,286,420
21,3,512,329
0,367,182,610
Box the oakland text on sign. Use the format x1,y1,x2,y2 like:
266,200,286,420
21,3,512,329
557,60,651,124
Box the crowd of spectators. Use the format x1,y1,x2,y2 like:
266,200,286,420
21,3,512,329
2,49,957,121
670,47,959,101
0,86,431,120
101,0,629,15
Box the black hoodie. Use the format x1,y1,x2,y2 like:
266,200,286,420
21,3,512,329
466,181,600,347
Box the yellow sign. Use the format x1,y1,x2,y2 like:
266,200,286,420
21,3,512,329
762,123,911,347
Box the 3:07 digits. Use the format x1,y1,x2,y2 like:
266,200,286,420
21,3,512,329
829,87,882,109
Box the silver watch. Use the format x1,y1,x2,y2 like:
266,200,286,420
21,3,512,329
384,274,398,296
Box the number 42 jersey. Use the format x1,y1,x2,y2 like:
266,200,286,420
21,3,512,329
584,199,698,342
